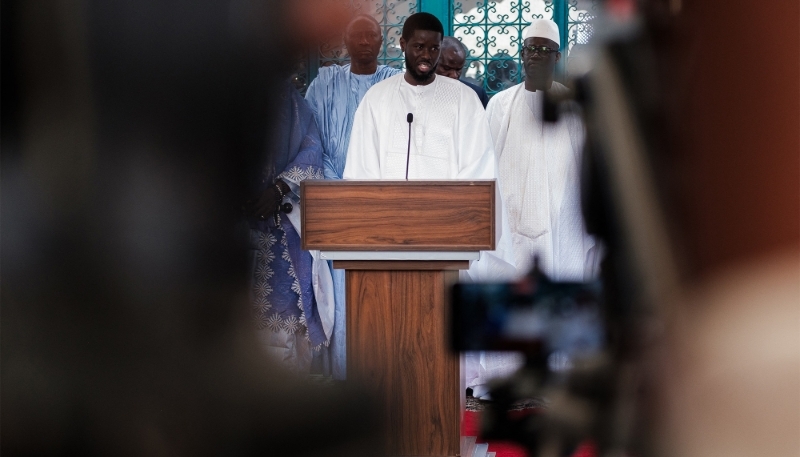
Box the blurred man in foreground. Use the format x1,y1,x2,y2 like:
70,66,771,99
646,1,800,455
1,1,378,454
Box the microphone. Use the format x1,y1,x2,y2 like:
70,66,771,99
405,113,413,180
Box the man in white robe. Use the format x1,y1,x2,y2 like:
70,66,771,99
345,13,517,400
305,14,400,380
486,19,600,282
467,20,601,398
343,12,516,280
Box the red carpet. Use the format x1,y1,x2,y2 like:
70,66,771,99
462,411,597,457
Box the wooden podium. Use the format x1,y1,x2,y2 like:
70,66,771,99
301,180,496,457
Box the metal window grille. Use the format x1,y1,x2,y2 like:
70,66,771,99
567,0,598,53
290,0,596,98
453,0,597,98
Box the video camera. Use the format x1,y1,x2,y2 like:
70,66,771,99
451,265,603,357
450,262,613,456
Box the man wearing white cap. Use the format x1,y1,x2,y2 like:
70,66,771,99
486,19,601,281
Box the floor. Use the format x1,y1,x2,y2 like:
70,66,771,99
461,436,494,457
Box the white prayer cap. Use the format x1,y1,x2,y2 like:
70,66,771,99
523,19,560,48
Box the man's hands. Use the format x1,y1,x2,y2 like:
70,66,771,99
247,179,290,221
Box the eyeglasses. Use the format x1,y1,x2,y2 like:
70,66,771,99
523,45,558,56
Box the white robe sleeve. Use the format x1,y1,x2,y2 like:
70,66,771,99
342,93,381,180
455,93,497,180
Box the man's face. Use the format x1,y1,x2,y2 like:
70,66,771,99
436,46,466,80
400,29,442,82
344,17,382,65
521,37,560,84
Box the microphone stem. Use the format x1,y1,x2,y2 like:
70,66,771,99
405,120,412,180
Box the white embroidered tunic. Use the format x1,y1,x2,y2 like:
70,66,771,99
344,73,517,281
486,82,601,281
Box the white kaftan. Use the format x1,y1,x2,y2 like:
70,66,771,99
463,82,601,398
344,73,517,281
487,82,600,281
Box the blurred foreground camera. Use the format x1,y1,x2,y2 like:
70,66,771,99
451,264,603,356
450,264,615,456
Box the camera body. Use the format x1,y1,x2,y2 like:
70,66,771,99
451,269,604,358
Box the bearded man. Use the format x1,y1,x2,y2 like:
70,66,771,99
344,12,516,281
486,19,600,281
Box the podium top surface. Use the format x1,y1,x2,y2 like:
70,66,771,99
301,180,496,251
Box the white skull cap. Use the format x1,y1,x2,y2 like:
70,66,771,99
523,19,560,48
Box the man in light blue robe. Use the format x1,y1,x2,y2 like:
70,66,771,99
304,14,400,379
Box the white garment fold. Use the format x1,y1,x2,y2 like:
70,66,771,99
285,195,335,342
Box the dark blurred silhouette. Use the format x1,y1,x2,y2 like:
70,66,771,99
583,1,799,455
646,0,800,455
1,1,378,455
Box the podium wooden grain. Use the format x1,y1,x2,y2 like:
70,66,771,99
302,181,495,252
347,266,460,456
302,181,496,457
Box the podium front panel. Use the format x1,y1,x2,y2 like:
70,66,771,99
301,180,495,251
347,268,460,456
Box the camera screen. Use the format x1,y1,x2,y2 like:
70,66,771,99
450,277,605,355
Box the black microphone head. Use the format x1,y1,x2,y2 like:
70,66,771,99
407,113,413,123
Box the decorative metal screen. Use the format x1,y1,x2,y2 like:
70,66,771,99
452,0,597,98
567,0,598,53
319,0,417,69
291,0,596,97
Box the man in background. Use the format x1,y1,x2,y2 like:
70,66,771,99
436,36,489,108
304,13,400,380
486,19,599,281
468,19,599,399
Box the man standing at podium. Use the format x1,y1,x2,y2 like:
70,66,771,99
343,12,516,280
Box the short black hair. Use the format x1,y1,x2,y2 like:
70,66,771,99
401,12,444,41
